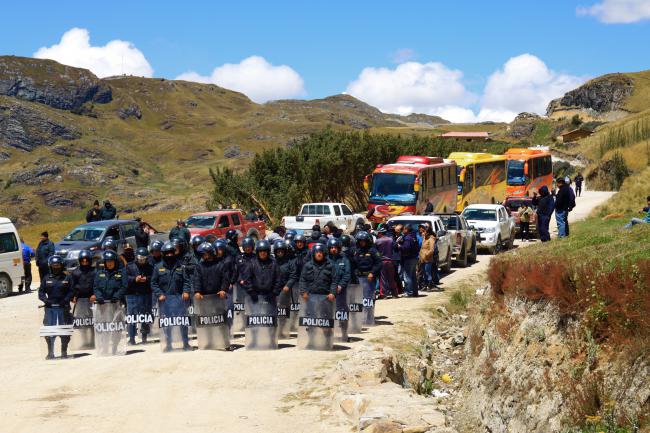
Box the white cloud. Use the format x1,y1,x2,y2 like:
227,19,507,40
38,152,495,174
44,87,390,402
34,28,153,78
478,54,586,122
176,56,305,103
346,55,586,123
391,48,417,63
345,62,476,119
577,0,650,23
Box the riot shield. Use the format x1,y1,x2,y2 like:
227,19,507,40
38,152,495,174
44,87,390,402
360,277,376,327
298,294,335,350
187,300,197,337
149,294,160,341
276,289,292,339
39,305,74,360
347,283,364,334
194,294,230,350
334,286,349,343
71,298,94,351
289,286,301,332
125,294,154,344
244,293,278,350
231,284,246,334
93,302,127,356
158,294,192,352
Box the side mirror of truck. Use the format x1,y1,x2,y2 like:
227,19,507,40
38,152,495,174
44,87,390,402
436,230,447,238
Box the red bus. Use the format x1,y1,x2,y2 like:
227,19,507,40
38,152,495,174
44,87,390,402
505,148,553,198
364,156,457,224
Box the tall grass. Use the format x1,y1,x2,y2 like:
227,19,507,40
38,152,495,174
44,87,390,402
598,118,650,157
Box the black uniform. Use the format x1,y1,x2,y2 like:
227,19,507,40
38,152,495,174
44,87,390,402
241,257,283,301
35,239,55,281
299,259,337,295
93,268,127,302
39,271,74,356
71,265,95,299
134,227,150,248
125,261,154,296
125,261,154,341
151,259,191,297
352,246,382,277
193,257,231,295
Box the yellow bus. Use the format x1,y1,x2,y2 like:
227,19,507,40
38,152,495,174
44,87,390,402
447,152,507,212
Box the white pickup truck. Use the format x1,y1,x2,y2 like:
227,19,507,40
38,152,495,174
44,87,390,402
282,203,367,235
461,204,516,254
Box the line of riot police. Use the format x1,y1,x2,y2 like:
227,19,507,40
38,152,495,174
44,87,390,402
38,227,383,358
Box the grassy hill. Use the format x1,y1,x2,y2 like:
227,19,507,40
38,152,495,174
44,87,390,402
0,56,448,227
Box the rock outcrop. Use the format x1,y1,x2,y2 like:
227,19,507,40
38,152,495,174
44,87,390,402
546,73,634,116
0,56,112,111
0,98,81,151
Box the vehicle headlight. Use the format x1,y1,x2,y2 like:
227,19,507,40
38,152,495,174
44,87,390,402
484,227,496,233
67,250,80,259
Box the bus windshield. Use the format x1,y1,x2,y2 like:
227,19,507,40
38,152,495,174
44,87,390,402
507,160,526,186
369,173,416,204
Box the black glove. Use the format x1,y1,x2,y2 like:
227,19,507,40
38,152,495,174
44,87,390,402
43,300,53,308
96,298,105,304
250,293,259,303
265,294,275,303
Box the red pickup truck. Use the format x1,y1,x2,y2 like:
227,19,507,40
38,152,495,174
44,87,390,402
185,210,266,241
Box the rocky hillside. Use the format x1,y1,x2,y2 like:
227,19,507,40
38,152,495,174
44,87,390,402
0,56,447,225
546,69,650,120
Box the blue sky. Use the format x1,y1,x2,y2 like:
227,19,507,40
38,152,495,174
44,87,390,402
1,0,649,121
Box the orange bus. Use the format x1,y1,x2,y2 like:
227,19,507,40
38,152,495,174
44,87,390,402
364,156,457,224
505,148,553,198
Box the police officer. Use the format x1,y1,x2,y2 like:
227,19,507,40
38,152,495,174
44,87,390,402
231,237,256,329
299,244,337,300
193,242,229,298
151,241,192,351
71,250,95,302
293,234,309,277
224,230,240,257
173,237,197,287
149,240,164,267
240,240,283,303
121,243,135,265
169,220,190,243
341,234,358,284
328,238,351,306
39,256,74,359
125,247,154,345
235,237,257,286
92,250,127,304
284,230,297,242
273,239,298,330
352,232,381,322
190,235,206,261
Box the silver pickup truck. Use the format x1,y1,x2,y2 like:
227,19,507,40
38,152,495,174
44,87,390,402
282,203,366,235
55,219,168,269
461,204,516,254
437,213,478,267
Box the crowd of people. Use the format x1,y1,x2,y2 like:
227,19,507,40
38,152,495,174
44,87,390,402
38,221,445,357
531,176,578,242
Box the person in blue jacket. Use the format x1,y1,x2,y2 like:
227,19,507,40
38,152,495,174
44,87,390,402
19,239,35,292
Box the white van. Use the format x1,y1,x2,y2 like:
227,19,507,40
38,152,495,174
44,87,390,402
0,217,24,297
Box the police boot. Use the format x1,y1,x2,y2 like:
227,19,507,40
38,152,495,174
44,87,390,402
141,333,148,344
46,338,55,360
61,338,70,359
128,337,137,345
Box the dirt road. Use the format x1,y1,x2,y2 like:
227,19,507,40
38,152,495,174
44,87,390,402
0,190,613,433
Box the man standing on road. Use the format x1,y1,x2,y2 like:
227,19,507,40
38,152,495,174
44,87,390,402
125,248,154,345
86,200,102,223
533,186,554,242
374,228,398,298
151,242,192,351
574,173,584,197
36,231,55,282
396,225,420,297
19,238,34,292
554,177,575,238
38,256,73,359
169,220,191,243
518,202,534,242
71,250,95,302
99,200,118,221
240,240,283,305
352,231,381,299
